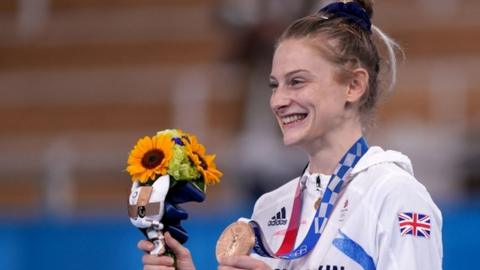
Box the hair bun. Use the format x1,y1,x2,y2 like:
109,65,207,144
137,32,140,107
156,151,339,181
319,1,372,32
353,0,373,19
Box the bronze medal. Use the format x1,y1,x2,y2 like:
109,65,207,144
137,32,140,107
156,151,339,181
215,221,255,262
314,197,321,210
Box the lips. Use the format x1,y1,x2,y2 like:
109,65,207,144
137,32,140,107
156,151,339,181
281,113,308,125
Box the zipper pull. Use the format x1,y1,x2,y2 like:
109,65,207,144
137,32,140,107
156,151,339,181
316,176,321,190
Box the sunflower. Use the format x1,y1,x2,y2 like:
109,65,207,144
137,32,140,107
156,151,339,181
184,135,223,185
126,134,174,183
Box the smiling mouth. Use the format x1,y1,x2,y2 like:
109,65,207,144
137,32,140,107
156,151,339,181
281,113,308,126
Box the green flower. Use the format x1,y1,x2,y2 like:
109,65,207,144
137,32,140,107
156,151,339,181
167,144,200,181
157,129,183,138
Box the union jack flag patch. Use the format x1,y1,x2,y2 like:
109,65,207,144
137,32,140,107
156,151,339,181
398,212,431,238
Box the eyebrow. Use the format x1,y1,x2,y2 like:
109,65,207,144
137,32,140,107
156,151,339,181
270,69,310,80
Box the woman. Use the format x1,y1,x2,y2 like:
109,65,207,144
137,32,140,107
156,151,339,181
139,0,443,269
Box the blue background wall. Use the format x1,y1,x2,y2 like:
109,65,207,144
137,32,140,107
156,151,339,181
0,201,478,270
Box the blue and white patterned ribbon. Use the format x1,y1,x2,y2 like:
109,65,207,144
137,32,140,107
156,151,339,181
250,137,369,259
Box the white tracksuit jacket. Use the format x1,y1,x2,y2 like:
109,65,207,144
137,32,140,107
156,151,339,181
250,146,443,270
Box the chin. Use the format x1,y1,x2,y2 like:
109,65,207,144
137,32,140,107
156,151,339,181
278,118,311,147
282,137,294,146
281,133,304,147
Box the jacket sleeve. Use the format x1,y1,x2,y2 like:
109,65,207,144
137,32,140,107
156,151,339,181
375,174,443,270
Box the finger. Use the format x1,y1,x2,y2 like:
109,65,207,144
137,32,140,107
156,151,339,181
138,240,154,252
218,266,244,270
220,255,264,269
219,255,247,266
218,267,243,270
144,265,174,270
142,254,174,266
164,232,191,258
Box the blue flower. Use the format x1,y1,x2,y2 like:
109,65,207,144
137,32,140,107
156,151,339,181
172,137,184,146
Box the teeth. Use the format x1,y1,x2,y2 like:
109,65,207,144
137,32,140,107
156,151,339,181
281,114,306,125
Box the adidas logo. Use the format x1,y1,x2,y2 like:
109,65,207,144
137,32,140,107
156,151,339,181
268,207,288,226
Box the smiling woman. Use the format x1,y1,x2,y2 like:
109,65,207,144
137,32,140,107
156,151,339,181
269,38,365,158
138,1,443,269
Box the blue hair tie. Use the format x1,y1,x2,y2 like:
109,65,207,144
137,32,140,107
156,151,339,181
319,1,371,33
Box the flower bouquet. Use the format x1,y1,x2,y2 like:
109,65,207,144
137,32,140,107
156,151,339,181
126,129,222,255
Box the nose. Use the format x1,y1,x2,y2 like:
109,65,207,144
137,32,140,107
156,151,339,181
270,87,290,115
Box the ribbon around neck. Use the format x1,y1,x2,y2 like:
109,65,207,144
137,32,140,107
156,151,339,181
250,137,369,260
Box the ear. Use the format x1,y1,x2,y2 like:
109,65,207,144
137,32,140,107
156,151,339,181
346,68,369,103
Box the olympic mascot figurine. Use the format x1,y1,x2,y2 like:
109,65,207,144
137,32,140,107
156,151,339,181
126,129,222,256
128,175,170,255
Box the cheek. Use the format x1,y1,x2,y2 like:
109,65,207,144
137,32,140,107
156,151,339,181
320,85,348,109
308,91,344,119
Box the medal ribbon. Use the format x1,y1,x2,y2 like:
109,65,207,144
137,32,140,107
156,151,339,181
250,137,369,259
275,177,303,255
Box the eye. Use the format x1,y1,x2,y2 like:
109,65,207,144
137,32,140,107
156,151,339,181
289,77,305,88
269,80,278,91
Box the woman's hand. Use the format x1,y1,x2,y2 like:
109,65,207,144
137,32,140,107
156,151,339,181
218,255,272,270
138,232,196,270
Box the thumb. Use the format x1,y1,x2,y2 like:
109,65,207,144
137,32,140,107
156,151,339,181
164,232,191,258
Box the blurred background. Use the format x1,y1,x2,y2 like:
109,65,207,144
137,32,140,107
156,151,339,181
0,0,479,269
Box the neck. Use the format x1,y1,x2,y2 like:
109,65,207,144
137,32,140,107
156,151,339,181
306,122,363,175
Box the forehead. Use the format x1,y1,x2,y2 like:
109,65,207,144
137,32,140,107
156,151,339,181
271,38,334,77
